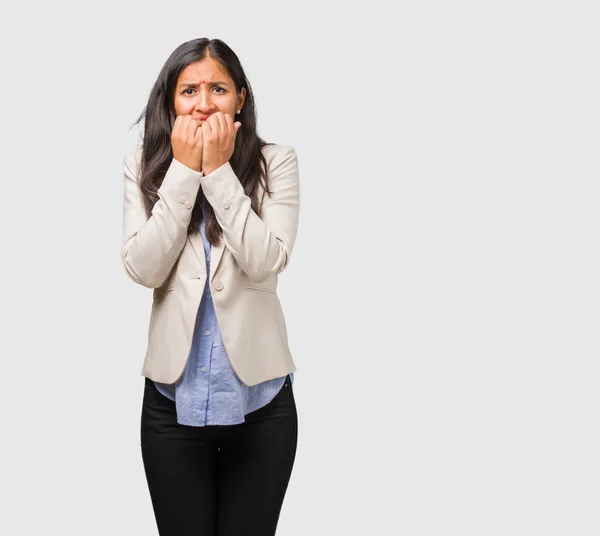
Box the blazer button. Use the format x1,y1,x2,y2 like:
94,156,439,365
224,203,230,210
213,280,224,291
185,201,192,209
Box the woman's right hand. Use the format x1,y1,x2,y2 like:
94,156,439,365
171,115,204,172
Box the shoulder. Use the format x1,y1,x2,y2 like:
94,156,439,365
123,147,143,175
260,143,298,173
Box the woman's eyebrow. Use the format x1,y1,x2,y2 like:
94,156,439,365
178,80,229,88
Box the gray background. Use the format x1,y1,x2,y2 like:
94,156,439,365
0,1,598,534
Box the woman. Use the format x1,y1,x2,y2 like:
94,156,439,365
120,37,300,536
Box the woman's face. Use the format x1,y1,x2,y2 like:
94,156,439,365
173,58,245,123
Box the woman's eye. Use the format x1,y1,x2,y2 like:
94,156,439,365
183,87,225,95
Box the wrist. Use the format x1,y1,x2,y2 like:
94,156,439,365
202,161,229,177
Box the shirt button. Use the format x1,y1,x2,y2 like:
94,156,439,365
200,366,206,372
205,330,210,336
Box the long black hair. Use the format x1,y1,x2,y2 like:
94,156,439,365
130,38,273,246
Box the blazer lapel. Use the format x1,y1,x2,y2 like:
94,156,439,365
209,237,225,283
188,229,225,283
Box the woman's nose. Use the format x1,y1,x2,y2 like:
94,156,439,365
195,92,214,112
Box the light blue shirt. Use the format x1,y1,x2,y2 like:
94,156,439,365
154,218,294,426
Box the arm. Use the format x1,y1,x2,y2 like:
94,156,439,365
199,145,300,282
120,151,205,288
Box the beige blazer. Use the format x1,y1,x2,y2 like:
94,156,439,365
120,144,300,387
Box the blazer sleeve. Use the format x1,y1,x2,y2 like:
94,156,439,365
120,151,204,288
199,145,300,283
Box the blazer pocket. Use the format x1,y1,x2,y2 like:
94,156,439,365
245,286,275,295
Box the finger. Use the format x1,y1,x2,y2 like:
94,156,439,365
187,117,201,142
202,120,213,142
224,113,234,134
172,114,183,137
193,123,203,148
177,115,190,139
207,113,220,139
215,111,228,134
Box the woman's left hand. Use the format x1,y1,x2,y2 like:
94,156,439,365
201,112,242,176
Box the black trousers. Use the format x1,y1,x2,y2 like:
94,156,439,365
140,375,298,536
